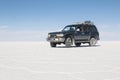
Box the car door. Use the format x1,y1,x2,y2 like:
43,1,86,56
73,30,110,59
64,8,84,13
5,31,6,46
82,25,91,41
74,25,90,41
74,26,84,41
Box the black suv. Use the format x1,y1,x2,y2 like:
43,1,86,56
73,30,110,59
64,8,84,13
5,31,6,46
47,21,100,47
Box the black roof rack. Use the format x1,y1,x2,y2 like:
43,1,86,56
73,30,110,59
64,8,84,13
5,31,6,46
72,21,94,25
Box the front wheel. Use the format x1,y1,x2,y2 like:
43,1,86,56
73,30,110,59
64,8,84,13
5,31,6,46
50,42,56,47
65,37,72,47
89,38,97,46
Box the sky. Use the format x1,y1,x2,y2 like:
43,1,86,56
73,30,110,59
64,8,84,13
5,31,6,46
0,0,120,41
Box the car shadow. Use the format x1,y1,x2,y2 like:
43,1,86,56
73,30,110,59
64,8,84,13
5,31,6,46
55,45,101,48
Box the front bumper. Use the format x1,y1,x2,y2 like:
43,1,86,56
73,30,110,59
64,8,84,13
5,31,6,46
47,37,65,43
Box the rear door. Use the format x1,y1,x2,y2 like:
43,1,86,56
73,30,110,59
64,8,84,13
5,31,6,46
82,25,91,41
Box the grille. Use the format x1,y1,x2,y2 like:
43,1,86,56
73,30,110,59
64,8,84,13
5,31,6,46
50,34,56,38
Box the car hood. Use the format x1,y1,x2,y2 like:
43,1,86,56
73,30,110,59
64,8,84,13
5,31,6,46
48,31,64,35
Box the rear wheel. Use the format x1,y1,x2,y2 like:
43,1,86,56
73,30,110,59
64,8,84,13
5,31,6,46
75,43,81,47
50,42,56,47
89,38,97,46
65,37,72,47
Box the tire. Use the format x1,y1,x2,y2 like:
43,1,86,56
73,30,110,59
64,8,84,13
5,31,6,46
89,38,97,46
75,43,81,47
50,42,56,47
65,37,72,47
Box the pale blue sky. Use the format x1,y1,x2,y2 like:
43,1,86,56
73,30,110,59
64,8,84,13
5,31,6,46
0,0,120,41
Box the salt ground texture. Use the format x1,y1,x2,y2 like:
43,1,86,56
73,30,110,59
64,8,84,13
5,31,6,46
0,41,120,80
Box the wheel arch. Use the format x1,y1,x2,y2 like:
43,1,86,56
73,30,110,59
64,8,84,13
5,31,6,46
64,34,74,44
89,36,97,41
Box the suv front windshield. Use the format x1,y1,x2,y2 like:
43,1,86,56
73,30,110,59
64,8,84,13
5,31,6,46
62,25,76,32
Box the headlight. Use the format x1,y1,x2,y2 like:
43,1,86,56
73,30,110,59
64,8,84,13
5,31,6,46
56,34,64,37
48,34,51,38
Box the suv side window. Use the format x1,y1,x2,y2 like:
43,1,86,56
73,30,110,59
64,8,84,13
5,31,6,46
83,25,89,32
90,25,97,32
70,27,75,31
76,26,83,32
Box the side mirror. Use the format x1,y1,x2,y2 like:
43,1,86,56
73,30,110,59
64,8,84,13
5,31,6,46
76,28,80,32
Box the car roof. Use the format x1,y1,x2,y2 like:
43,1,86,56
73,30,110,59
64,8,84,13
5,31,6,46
65,21,96,27
66,24,95,27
